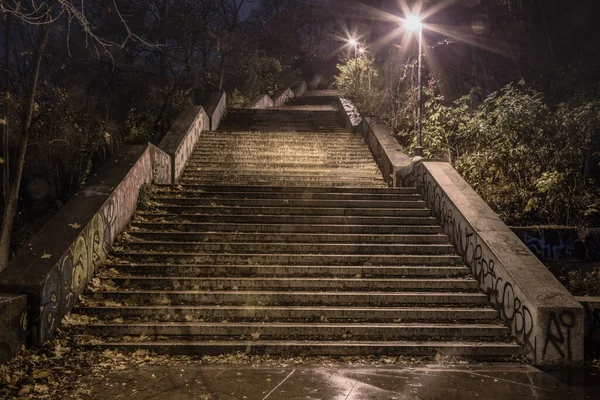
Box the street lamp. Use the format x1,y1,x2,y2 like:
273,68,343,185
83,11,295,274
403,15,424,157
348,37,360,98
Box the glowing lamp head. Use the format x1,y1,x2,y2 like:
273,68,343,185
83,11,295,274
348,38,358,47
358,47,365,54
405,15,422,32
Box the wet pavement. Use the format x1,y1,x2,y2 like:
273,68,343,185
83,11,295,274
86,362,600,400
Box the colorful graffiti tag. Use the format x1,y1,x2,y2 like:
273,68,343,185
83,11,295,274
37,148,154,343
512,227,600,262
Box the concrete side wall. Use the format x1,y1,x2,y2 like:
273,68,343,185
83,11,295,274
203,91,227,131
250,94,275,109
414,161,583,367
0,145,165,345
291,81,308,97
158,106,209,182
357,117,411,185
355,116,584,367
338,98,363,132
0,104,208,354
249,82,308,110
0,294,27,363
149,143,172,184
272,88,294,107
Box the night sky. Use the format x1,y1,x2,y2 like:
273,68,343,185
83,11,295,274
241,0,261,19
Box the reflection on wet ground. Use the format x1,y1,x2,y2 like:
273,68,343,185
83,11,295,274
87,362,599,400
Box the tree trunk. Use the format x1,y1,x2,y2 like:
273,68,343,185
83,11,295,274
1,13,10,206
0,22,50,272
158,0,168,78
218,53,226,91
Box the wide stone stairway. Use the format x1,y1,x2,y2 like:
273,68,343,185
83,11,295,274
72,91,521,358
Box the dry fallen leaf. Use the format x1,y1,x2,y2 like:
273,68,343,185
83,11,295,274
33,369,50,379
18,385,32,396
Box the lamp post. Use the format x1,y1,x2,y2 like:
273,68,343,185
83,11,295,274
405,15,424,157
348,38,359,98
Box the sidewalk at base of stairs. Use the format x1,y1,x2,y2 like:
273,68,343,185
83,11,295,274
85,362,599,400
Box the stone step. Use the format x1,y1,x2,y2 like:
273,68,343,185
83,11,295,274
145,206,432,218
188,154,375,160
287,98,338,105
191,143,370,149
82,322,510,340
194,141,368,148
180,173,383,181
152,195,426,208
90,290,488,306
150,197,426,208
218,121,342,125
134,212,438,226
218,126,346,133
129,222,444,234
186,161,380,169
182,169,381,177
82,340,521,358
123,241,456,255
154,185,415,194
112,252,463,266
103,276,478,291
221,112,340,118
196,133,362,138
186,161,376,168
218,117,341,122
104,264,470,278
127,231,448,244
76,305,499,322
196,133,362,139
186,164,380,172
178,179,386,188
152,192,422,202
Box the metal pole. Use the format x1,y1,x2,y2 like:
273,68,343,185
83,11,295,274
354,45,358,98
415,25,424,157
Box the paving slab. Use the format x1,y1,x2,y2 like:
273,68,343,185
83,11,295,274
84,363,599,400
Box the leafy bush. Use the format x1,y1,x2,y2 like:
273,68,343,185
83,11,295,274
336,56,600,226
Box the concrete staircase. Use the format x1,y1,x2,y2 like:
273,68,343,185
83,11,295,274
72,90,521,359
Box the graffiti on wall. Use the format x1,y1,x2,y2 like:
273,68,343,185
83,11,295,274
413,162,579,364
173,110,207,181
512,228,600,262
37,149,153,343
149,144,172,184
